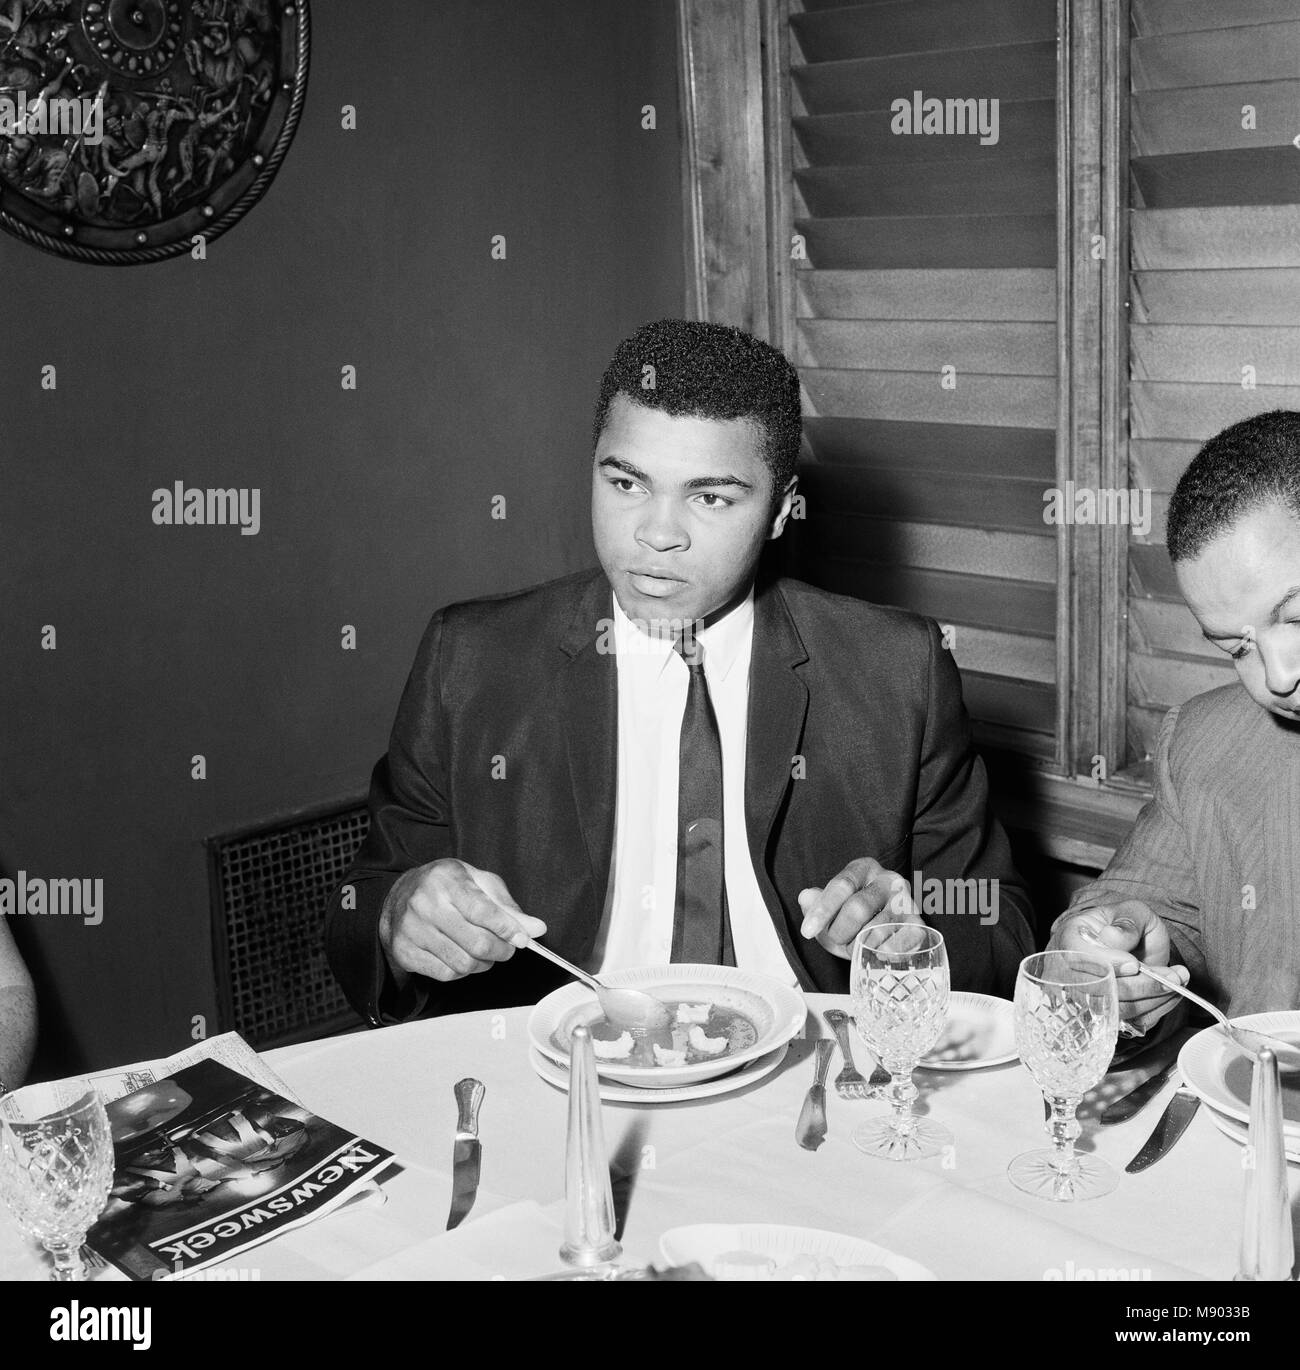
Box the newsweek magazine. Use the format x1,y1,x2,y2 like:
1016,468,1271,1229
84,1030,306,1109
87,1058,395,1280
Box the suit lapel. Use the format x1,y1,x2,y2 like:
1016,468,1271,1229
557,573,618,959
745,577,812,982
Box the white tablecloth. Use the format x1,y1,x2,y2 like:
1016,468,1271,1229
4,995,1295,1281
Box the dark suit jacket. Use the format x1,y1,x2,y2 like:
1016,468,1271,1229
326,568,1034,1025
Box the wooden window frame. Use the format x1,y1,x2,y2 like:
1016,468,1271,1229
676,0,1147,863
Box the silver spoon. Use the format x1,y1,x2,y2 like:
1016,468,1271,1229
518,937,671,1031
1140,964,1300,1073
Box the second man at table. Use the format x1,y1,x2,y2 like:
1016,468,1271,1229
326,320,1034,1024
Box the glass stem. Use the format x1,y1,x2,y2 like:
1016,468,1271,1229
884,1058,918,1134
46,1239,84,1282
1046,1095,1081,1172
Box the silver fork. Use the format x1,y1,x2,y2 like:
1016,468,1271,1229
824,1009,888,1099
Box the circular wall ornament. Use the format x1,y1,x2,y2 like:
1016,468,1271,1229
0,0,310,264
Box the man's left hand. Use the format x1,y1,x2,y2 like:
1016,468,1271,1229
798,858,923,959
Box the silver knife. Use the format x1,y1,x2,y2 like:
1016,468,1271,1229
1101,1061,1178,1125
796,1041,834,1151
446,1077,485,1229
1125,1087,1201,1173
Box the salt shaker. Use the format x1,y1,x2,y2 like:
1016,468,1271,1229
1236,1046,1295,1281
559,1024,622,1268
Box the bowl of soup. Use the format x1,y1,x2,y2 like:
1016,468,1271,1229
527,965,808,1088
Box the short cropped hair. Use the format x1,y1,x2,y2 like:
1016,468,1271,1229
592,319,802,499
1166,410,1300,562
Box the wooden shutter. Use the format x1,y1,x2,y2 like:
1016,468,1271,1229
785,0,1059,756
1125,0,1300,763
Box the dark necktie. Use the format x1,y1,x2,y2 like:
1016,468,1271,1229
670,637,735,965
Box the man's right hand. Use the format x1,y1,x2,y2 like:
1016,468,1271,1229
1048,899,1189,1034
379,859,546,984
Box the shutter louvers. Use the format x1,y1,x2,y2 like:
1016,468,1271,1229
1125,0,1300,763
786,0,1059,756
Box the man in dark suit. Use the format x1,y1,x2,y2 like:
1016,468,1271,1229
326,320,1034,1026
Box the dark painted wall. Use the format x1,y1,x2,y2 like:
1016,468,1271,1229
0,0,683,1074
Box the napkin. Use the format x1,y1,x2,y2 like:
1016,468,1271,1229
346,1201,569,1281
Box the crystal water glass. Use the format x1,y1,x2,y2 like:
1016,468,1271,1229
850,922,951,1161
1010,951,1119,1201
0,1080,114,1280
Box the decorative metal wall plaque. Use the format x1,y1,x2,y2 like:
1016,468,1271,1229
0,0,310,264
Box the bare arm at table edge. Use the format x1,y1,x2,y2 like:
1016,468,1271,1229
0,918,36,1088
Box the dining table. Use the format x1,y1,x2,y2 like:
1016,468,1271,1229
2,993,1295,1282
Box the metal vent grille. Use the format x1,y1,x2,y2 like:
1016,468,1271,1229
208,800,368,1047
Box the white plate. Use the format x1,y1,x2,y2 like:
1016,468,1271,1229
659,1223,936,1281
916,991,1017,1071
528,1043,788,1103
527,964,807,1088
1203,1104,1300,1164
1178,1010,1300,1139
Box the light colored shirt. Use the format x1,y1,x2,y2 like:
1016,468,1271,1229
585,590,798,983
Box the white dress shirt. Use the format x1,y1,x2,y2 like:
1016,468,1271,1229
585,590,798,983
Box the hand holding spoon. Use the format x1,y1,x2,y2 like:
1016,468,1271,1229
1139,964,1300,1073
517,936,671,1031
